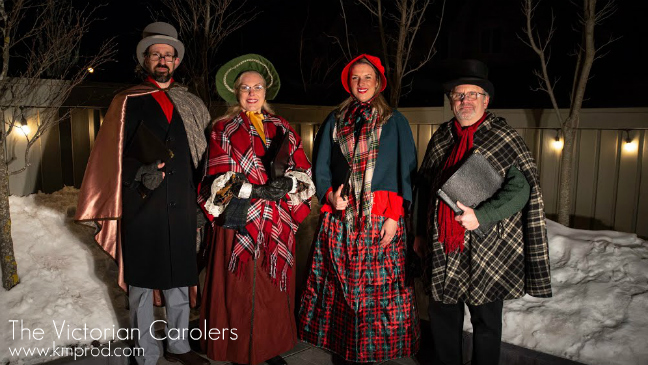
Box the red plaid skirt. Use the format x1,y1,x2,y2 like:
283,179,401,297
298,212,419,362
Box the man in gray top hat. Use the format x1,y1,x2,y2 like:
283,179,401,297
413,59,551,365
75,22,210,365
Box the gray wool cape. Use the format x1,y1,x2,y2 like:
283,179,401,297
415,111,552,305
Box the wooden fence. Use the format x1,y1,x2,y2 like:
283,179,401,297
5,103,647,237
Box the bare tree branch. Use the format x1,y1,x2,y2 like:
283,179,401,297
339,0,353,60
521,0,562,121
158,0,257,110
0,0,117,290
355,0,445,106
520,0,617,226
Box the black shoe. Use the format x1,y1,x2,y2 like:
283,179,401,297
265,356,287,365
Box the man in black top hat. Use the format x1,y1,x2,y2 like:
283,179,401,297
413,59,552,365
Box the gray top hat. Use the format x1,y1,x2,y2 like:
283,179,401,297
442,59,495,98
136,22,185,66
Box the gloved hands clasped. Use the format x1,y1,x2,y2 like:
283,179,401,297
135,160,165,190
250,176,294,201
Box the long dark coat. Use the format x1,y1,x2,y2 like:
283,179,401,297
120,94,199,289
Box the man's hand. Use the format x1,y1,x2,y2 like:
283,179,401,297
455,201,480,230
328,184,349,211
413,235,427,258
135,161,165,190
379,218,398,246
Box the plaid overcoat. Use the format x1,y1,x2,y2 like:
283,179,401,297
416,112,552,305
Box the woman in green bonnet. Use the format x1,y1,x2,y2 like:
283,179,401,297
197,54,315,365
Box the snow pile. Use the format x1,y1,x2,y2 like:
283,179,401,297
463,220,648,365
1,187,129,365
1,188,647,365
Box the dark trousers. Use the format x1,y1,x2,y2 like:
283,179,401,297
428,299,503,365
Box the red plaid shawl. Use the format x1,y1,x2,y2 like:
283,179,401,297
200,111,312,290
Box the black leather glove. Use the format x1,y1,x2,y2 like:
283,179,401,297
135,160,164,190
250,176,294,201
222,197,251,232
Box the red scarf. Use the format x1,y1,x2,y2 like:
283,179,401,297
146,76,174,123
438,113,486,253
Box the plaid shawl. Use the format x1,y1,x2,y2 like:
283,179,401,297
417,112,551,305
333,101,382,234
199,111,312,290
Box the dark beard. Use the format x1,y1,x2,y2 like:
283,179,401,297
147,65,173,83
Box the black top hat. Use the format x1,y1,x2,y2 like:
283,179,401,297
442,59,494,98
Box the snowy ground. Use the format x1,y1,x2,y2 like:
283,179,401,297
1,188,647,365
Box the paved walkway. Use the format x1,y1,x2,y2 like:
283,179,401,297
157,341,423,365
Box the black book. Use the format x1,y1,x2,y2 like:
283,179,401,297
330,144,351,198
269,131,291,179
436,152,504,238
124,121,174,165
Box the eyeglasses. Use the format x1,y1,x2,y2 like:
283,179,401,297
147,53,176,63
448,91,487,101
239,85,265,93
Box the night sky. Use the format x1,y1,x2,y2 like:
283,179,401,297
80,0,648,109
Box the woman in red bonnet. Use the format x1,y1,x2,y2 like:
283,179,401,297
298,54,419,364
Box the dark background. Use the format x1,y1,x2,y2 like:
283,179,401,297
81,0,648,109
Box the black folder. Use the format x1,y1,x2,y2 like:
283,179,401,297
125,122,174,165
436,153,504,238
269,131,291,179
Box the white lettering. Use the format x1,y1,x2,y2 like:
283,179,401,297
52,320,65,339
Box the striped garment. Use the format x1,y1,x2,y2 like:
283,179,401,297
417,112,552,305
298,212,419,362
334,101,381,231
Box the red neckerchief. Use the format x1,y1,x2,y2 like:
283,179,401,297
438,112,487,253
146,76,174,123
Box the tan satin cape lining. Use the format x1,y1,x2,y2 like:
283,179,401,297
74,84,198,307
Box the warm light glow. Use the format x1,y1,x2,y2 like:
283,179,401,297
623,140,638,153
87,67,94,73
552,139,564,150
19,124,30,135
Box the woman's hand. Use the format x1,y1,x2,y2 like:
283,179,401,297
455,201,480,230
379,218,398,247
328,184,349,211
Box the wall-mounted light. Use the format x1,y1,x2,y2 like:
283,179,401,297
18,107,30,135
87,67,94,73
623,130,637,153
552,129,563,150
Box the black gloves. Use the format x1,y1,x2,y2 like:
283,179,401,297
250,176,294,201
135,160,164,190
222,197,251,232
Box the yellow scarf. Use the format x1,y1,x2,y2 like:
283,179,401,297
246,111,265,142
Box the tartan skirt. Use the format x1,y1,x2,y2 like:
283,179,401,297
298,212,420,362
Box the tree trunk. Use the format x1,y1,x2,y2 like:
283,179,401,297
0,138,19,290
557,124,575,226
389,76,402,108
